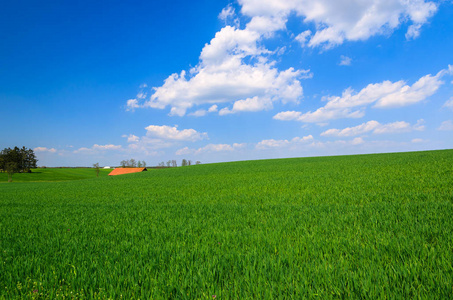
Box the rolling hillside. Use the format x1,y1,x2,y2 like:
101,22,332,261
1,150,452,298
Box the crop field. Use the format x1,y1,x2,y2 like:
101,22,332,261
0,168,111,183
1,150,452,299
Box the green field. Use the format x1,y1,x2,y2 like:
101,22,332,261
1,150,452,299
0,168,112,183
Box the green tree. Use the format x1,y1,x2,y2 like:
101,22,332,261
0,146,37,173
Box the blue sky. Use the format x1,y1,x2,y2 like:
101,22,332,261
1,0,452,167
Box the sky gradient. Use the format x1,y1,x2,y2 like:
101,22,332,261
1,0,452,167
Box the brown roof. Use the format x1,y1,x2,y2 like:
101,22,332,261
108,167,147,176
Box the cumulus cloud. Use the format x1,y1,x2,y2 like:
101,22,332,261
34,147,57,153
219,96,273,115
321,120,425,137
239,0,438,48
274,67,450,123
126,2,314,117
121,125,208,155
122,134,140,143
126,1,440,117
145,125,207,141
188,105,219,117
438,120,453,131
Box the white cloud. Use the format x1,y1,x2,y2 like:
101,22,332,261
321,120,380,137
219,96,273,115
321,120,424,137
239,0,438,48
373,121,413,134
411,138,425,143
126,1,441,117
126,99,140,111
438,120,453,131
34,147,57,153
188,104,219,117
145,125,208,141
74,144,122,154
126,6,312,117
256,135,313,149
295,30,312,46
176,143,246,156
339,55,352,66
93,144,122,150
443,97,453,110
208,105,218,113
406,24,422,39
122,134,140,143
374,71,445,108
219,5,236,22
275,67,450,123
188,109,208,117
351,137,365,145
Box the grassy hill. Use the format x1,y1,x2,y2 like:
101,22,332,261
0,167,112,183
1,150,452,298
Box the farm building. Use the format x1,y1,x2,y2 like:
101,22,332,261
108,167,147,176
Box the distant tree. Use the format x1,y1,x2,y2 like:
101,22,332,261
158,162,165,167
196,161,201,165
182,159,188,166
93,163,100,177
6,162,18,182
166,160,171,167
137,161,142,168
129,159,137,167
142,161,146,168
188,160,192,166
120,160,127,168
171,160,177,167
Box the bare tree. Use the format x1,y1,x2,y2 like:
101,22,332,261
188,160,192,166
166,160,171,167
182,159,188,166
196,161,201,165
93,163,100,177
137,161,142,168
120,160,127,168
142,161,146,168
129,159,137,167
171,160,177,167
158,162,165,167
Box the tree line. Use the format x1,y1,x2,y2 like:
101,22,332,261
0,146,38,182
156,159,201,167
120,159,147,168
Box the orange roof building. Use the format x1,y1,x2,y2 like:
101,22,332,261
108,167,147,176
